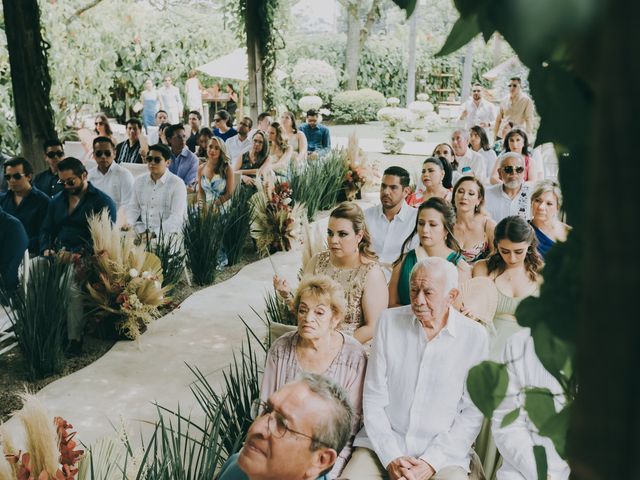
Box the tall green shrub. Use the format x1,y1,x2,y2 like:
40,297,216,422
332,89,386,123
182,204,227,287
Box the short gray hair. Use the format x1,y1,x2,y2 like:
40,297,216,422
452,129,469,141
298,373,353,454
497,151,524,168
409,257,458,293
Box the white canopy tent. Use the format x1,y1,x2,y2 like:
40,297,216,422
196,48,249,81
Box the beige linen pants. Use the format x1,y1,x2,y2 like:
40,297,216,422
340,448,470,480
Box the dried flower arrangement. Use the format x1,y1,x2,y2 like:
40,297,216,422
342,132,379,201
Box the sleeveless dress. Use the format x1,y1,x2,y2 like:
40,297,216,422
397,247,463,306
460,218,491,264
531,222,554,259
288,132,300,154
312,251,376,337
142,90,159,130
200,171,229,267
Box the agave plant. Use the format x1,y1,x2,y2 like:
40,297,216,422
143,223,186,292
222,186,254,266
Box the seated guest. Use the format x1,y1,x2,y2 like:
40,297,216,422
87,136,134,212
530,180,570,259
267,121,294,175
185,110,202,153
256,111,272,135
451,129,487,184
406,156,453,206
492,329,570,480
219,374,353,480
146,110,169,145
40,157,116,255
125,144,187,236
261,275,367,478
0,208,28,303
343,257,488,480
484,152,532,223
452,176,496,264
225,117,253,166
197,137,234,207
489,128,542,185
115,118,144,164
34,138,65,197
389,198,471,307
299,109,331,159
275,202,388,345
195,127,214,159
236,130,271,187
166,123,199,190
364,166,417,279
0,158,50,254
469,125,497,182
212,109,238,141
158,122,171,146
280,111,307,163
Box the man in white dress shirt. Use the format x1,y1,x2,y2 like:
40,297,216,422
484,152,531,223
124,143,187,236
451,129,488,184
459,84,496,131
343,257,489,480
226,116,253,167
87,137,134,216
492,329,570,480
364,166,417,280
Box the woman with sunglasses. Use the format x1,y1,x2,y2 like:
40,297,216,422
406,156,453,206
261,274,366,478
388,197,471,307
530,180,570,258
93,113,114,142
212,109,237,142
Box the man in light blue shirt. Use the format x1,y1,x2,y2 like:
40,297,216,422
218,374,352,480
166,123,199,191
299,109,331,158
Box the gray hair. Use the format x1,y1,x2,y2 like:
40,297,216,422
497,151,524,168
452,129,470,141
409,257,458,293
298,373,353,455
531,179,563,210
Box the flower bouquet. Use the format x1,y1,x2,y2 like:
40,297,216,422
250,179,305,254
341,132,379,201
85,211,169,340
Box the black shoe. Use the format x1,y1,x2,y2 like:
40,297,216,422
66,339,83,357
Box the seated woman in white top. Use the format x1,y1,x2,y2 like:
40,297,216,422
280,111,307,163
267,122,294,176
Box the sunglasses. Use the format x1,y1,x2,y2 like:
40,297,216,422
508,84,519,88
95,150,112,158
146,155,165,164
46,151,64,159
95,121,105,125
5,173,26,180
57,176,80,186
502,166,525,174
472,90,481,93
213,118,222,123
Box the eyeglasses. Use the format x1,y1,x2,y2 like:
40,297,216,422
57,176,80,186
213,118,222,123
472,90,481,93
94,150,112,158
502,166,525,174
95,121,105,126
239,122,251,127
250,400,331,448
46,151,64,159
146,155,164,164
6,173,26,180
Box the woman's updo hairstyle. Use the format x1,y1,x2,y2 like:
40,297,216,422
329,202,377,260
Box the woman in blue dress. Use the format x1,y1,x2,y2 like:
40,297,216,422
140,79,160,131
530,180,570,258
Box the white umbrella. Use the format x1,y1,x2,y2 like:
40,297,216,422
196,48,248,81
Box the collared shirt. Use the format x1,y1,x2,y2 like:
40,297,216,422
299,123,331,153
456,148,488,184
0,209,28,300
218,453,328,480
485,183,531,223
462,98,496,130
127,169,187,235
40,182,116,254
364,202,418,276
87,162,135,210
169,146,199,187
0,187,50,253
354,305,488,470
225,134,252,164
492,329,570,480
115,139,142,164
33,168,63,198
498,94,535,136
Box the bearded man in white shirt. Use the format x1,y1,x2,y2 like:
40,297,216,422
364,166,417,280
124,143,187,237
88,137,134,216
343,257,488,480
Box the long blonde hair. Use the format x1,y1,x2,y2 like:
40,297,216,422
207,136,230,175
330,202,377,260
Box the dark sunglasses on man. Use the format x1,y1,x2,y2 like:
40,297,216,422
146,155,164,164
502,166,525,175
94,150,113,158
5,173,26,181
57,177,80,186
46,151,65,159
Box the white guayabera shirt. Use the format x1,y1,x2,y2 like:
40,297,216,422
354,305,489,471
492,329,570,480
88,162,134,211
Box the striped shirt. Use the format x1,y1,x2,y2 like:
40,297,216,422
115,140,142,164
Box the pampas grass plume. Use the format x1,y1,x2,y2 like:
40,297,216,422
17,393,59,477
0,425,17,480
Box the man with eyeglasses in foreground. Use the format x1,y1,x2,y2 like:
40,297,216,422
484,152,532,223
123,143,186,238
493,77,535,139
34,138,66,197
88,136,134,215
217,373,353,480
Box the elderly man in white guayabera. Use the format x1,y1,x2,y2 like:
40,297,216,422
342,257,489,480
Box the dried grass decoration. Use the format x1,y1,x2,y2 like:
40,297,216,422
250,178,305,254
85,211,169,340
342,131,379,201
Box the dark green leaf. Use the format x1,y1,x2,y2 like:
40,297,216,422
524,387,556,430
500,407,520,428
436,14,481,57
531,321,574,387
533,445,548,480
538,406,571,459
390,0,418,18
467,361,509,418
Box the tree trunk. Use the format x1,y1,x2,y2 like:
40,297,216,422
406,5,419,104
460,41,474,102
344,3,360,91
245,0,264,119
3,0,57,172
